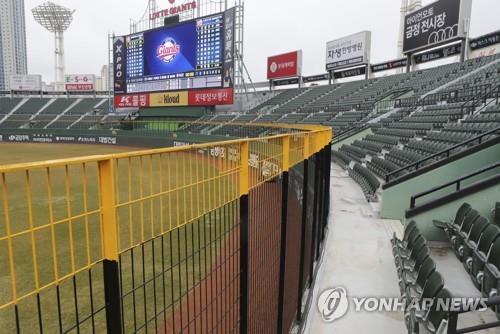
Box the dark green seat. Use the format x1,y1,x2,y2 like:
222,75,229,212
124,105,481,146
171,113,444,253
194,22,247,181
394,230,423,260
396,236,427,270
393,222,419,254
433,203,471,240
422,289,453,334
392,220,417,248
405,271,445,331
458,217,488,263
403,257,436,298
398,246,431,294
482,238,500,299
420,271,445,301
469,224,500,287
452,209,480,255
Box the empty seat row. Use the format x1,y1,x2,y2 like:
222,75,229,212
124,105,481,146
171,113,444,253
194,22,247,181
434,203,500,314
348,163,380,202
392,221,451,333
367,157,401,179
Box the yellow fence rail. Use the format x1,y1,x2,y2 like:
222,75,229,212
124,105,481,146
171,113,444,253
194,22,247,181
0,123,331,332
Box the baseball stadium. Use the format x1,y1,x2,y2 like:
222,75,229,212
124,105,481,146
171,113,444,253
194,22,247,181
0,0,499,333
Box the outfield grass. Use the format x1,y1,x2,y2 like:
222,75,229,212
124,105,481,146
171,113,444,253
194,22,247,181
0,143,142,165
0,143,237,333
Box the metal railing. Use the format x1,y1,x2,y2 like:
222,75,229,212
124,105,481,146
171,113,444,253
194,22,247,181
447,296,500,334
460,84,500,117
0,123,332,334
409,162,500,209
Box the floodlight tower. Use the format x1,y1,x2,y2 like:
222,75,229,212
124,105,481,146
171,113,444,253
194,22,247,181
32,1,75,90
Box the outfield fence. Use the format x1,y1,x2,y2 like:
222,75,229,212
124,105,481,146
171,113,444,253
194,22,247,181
0,124,332,334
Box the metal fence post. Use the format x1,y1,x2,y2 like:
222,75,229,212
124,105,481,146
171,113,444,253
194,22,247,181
277,135,290,334
239,141,249,334
98,158,123,334
309,149,320,285
296,135,309,322
316,147,325,255
323,144,332,231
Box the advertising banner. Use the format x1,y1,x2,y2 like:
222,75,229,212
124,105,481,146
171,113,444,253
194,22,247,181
65,74,95,91
403,0,472,53
333,66,366,79
267,51,302,80
371,59,408,73
223,7,236,88
114,94,149,108
150,91,189,107
188,88,234,105
326,31,371,71
273,78,300,86
303,74,330,83
470,31,500,50
113,36,127,94
10,75,42,91
414,43,462,64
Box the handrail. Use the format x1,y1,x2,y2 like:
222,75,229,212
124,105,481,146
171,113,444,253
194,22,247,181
460,84,500,116
394,84,496,111
385,126,500,183
409,162,500,209
447,296,500,334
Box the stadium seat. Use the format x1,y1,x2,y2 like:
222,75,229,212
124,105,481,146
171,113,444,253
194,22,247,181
401,256,436,298
459,217,490,271
395,236,427,271
482,238,500,299
391,220,417,249
413,288,453,334
450,209,480,251
433,203,472,240
456,216,488,262
471,229,500,291
464,224,500,273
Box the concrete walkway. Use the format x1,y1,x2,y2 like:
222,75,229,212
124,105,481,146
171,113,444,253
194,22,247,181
303,163,499,333
303,163,405,333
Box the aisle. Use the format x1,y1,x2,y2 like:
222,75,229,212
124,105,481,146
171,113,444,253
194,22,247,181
303,163,405,334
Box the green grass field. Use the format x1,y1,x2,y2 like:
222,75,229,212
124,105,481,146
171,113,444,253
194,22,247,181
0,143,237,333
0,143,142,165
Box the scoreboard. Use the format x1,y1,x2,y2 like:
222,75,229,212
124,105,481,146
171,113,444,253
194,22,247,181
113,9,236,107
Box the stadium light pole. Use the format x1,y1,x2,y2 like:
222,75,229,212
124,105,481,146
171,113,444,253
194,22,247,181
32,1,75,91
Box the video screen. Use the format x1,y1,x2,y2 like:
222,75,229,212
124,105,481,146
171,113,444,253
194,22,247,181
116,12,231,95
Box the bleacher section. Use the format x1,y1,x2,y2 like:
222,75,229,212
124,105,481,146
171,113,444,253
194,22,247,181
0,56,499,195
0,97,123,129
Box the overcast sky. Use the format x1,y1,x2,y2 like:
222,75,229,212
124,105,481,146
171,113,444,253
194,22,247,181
25,0,500,83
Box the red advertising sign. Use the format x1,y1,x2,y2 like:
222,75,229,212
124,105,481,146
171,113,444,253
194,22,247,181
267,51,302,80
65,74,95,91
114,94,150,108
188,88,234,105
66,84,94,91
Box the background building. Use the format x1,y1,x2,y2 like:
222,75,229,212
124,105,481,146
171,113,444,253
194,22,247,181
0,0,28,90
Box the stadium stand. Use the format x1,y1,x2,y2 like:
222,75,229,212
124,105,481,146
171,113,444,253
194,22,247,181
0,54,499,202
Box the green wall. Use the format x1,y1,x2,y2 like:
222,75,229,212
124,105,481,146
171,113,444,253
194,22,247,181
404,184,500,241
381,143,500,220
0,129,232,148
